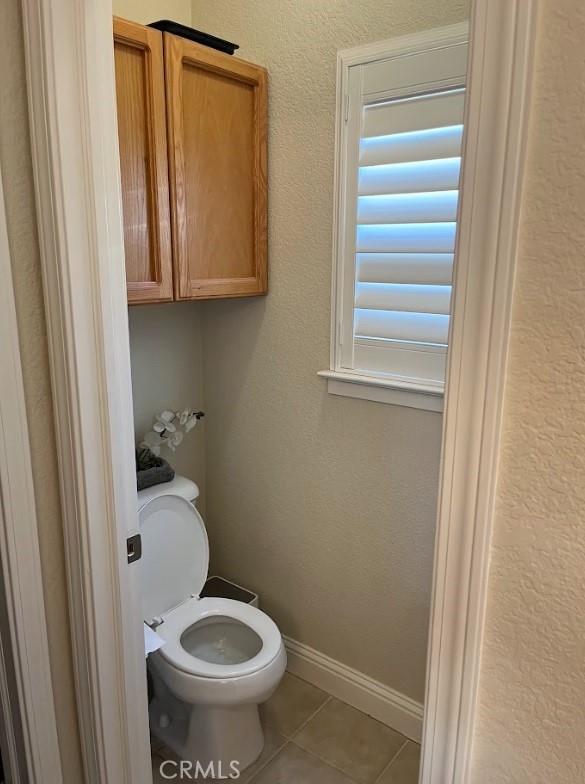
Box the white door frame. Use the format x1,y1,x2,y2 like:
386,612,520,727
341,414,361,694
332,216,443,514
21,0,152,782
15,0,537,782
0,155,63,780
420,1,536,781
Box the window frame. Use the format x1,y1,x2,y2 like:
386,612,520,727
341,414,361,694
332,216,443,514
319,23,469,411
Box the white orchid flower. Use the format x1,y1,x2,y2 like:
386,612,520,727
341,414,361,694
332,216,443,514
153,410,176,434
163,430,184,451
140,431,165,456
140,406,202,457
177,408,191,426
170,430,184,447
184,414,198,433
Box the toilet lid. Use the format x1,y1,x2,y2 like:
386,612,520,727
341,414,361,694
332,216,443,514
139,494,209,624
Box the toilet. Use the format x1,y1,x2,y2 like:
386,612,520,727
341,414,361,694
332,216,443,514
138,476,286,777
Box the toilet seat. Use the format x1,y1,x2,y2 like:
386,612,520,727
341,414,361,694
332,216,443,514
138,490,283,683
139,494,209,625
155,596,282,679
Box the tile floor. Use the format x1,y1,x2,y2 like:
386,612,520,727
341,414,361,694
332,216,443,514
151,672,421,783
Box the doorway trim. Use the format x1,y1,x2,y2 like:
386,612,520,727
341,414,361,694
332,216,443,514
21,0,152,782
421,1,537,781
0,155,63,780
18,0,537,783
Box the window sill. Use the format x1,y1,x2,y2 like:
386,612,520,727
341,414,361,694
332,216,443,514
317,370,444,412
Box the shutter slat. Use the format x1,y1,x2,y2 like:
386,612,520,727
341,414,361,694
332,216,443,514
354,341,447,384
355,282,451,315
357,190,458,224
360,125,463,167
356,222,456,254
356,253,453,285
355,308,449,344
362,90,465,139
359,158,461,196
362,45,468,99
347,80,465,381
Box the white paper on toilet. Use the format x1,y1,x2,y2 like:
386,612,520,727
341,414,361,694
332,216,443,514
144,622,166,657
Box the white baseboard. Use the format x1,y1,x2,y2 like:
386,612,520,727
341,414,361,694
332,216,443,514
282,636,423,743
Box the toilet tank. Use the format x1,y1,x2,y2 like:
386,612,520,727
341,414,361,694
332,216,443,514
137,475,199,510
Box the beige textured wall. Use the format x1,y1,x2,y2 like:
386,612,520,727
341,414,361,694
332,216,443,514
114,0,191,24
193,0,469,702
471,0,585,781
129,304,207,511
0,1,84,781
3,0,583,777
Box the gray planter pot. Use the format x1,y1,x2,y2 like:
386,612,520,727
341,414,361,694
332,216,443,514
136,459,175,491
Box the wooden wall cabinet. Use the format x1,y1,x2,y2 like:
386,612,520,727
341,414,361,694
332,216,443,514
114,18,173,303
113,17,268,305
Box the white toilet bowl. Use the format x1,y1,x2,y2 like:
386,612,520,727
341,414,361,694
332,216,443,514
138,478,286,777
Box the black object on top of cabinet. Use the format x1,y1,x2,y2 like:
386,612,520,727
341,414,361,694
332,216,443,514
148,20,239,55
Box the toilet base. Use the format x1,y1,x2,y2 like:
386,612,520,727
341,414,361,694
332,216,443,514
149,684,264,779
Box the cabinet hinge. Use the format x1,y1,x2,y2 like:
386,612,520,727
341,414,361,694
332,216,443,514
344,93,350,123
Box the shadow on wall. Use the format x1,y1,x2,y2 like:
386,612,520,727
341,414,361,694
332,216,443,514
128,301,207,508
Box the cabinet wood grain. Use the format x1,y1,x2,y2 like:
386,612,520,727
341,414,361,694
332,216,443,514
164,35,268,300
114,17,173,304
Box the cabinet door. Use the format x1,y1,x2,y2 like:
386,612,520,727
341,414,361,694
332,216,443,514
164,35,268,300
113,18,173,304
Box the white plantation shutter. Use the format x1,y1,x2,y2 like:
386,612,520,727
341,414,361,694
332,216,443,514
332,31,468,396
354,89,464,384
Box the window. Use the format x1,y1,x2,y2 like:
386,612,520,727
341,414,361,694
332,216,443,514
320,25,468,411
